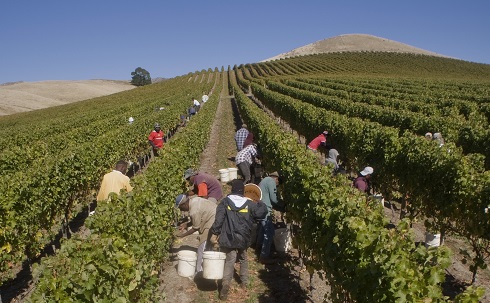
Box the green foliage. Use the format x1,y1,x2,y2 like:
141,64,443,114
0,72,218,286
27,71,223,301
230,63,487,301
131,67,152,86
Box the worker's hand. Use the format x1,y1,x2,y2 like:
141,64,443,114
209,234,219,250
186,190,195,196
179,222,188,231
210,234,218,244
209,235,219,250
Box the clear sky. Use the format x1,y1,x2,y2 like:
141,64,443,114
1,0,489,84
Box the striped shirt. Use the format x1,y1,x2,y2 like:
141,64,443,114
235,144,257,165
235,128,249,151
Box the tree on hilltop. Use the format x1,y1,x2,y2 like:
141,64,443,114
131,67,152,86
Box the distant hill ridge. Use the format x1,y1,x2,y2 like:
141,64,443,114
262,34,451,62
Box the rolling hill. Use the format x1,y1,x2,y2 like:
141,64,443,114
0,80,134,116
262,33,451,61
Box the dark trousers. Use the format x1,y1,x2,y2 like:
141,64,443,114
237,162,251,184
221,247,248,285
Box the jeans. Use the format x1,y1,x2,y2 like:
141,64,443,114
221,247,248,284
257,217,275,259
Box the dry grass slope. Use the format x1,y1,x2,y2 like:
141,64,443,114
0,80,134,116
262,33,451,62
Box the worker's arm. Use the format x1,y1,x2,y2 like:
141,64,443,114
148,139,157,149
176,227,198,238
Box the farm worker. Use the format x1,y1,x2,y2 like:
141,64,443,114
235,124,249,151
353,166,374,194
243,132,254,149
175,194,217,274
307,130,331,151
424,132,433,141
96,160,133,202
148,123,164,156
210,179,267,299
179,114,187,127
184,168,223,203
128,116,134,124
256,171,284,264
433,132,445,147
325,149,340,172
235,143,259,184
192,97,200,112
201,93,209,104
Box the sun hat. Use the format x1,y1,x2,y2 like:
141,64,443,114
154,123,160,128
184,168,195,180
360,166,374,176
175,194,187,207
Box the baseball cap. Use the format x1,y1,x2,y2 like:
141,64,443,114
360,166,374,176
175,194,187,207
184,168,195,180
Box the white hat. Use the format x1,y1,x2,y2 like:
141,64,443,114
360,166,374,176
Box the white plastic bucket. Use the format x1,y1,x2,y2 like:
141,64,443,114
425,232,441,248
202,251,226,279
177,250,197,277
219,169,229,183
273,227,291,252
227,167,239,180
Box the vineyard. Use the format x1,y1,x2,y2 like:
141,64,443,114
1,52,490,302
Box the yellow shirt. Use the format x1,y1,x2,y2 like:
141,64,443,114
96,170,133,201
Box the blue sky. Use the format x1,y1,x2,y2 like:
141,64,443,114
1,1,489,84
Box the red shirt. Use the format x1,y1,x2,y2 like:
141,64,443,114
148,130,164,148
307,134,327,150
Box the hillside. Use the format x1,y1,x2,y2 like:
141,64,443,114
0,33,477,117
262,33,451,62
0,80,134,116
2,52,490,302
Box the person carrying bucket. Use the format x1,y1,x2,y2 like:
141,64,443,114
209,179,267,300
175,194,217,276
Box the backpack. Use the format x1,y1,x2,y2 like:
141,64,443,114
219,197,254,249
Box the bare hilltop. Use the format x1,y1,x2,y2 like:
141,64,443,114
262,33,451,61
